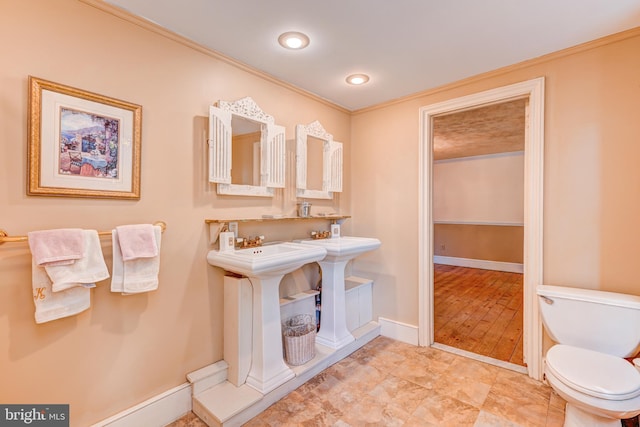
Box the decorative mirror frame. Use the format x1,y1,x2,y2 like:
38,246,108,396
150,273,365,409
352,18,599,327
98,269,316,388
208,97,286,197
295,120,343,199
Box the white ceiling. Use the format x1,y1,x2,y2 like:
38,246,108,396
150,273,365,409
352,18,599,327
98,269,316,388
103,0,640,111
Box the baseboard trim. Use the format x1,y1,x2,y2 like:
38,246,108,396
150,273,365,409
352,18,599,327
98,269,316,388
433,256,523,273
378,317,419,345
91,383,192,427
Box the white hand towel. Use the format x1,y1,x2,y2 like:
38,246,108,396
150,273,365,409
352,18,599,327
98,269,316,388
27,228,84,266
111,229,125,293
111,225,162,294
44,230,110,292
32,259,91,324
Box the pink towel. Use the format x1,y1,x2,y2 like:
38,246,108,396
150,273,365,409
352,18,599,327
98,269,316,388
44,230,110,292
27,228,84,266
115,224,158,261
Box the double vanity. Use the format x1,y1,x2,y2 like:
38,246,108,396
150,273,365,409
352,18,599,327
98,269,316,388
189,96,379,426
191,217,381,426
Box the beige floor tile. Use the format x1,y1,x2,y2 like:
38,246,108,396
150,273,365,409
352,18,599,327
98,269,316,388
366,345,407,373
548,390,566,411
435,373,492,408
482,370,552,427
335,363,388,395
474,410,523,426
447,356,502,384
545,390,566,426
391,349,453,390
545,406,565,427
368,374,431,414
433,356,501,407
411,391,481,426
168,336,567,427
337,393,390,425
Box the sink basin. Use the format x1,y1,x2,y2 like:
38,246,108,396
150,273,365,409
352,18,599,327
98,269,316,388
297,236,381,262
207,242,327,278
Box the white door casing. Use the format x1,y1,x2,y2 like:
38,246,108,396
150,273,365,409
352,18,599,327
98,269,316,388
418,77,545,380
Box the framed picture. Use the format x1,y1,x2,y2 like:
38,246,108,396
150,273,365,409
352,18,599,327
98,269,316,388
27,76,142,199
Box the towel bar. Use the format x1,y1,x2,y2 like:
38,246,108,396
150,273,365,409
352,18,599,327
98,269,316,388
0,221,166,245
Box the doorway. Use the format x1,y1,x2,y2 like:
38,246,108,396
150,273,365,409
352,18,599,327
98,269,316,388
432,99,526,369
418,78,545,380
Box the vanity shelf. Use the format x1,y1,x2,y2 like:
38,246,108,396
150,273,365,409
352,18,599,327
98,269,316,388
279,289,319,307
280,290,319,337
205,215,350,244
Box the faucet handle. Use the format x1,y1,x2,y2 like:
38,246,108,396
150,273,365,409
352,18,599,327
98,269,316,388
311,230,330,239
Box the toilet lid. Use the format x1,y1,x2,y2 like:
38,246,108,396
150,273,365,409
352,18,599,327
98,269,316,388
546,345,640,400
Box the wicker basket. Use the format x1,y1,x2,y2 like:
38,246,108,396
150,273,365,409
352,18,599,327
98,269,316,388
282,314,316,366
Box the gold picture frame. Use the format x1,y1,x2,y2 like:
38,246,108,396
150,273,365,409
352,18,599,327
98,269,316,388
28,76,142,199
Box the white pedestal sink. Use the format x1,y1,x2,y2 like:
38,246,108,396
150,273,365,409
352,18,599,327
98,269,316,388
298,236,381,349
207,242,327,394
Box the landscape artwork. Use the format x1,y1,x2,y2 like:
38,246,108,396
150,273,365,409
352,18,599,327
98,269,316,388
58,107,120,179
29,76,141,199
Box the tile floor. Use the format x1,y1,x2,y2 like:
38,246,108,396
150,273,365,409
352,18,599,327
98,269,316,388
168,336,566,426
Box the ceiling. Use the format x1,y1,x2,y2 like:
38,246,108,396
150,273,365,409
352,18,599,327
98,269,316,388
103,0,640,111
433,99,526,160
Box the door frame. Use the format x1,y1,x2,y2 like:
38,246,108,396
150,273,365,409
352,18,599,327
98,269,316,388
417,77,545,380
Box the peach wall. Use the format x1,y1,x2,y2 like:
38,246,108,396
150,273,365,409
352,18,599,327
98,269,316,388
0,1,350,425
433,224,524,263
351,27,640,326
433,153,524,224
4,1,640,424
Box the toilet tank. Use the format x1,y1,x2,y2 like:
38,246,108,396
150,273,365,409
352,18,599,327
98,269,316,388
538,285,640,357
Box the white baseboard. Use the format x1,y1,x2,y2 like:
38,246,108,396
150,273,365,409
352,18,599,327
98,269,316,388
91,383,192,427
378,317,419,345
433,256,523,273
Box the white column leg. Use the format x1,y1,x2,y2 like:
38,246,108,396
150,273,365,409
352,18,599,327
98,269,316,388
316,260,355,349
245,276,295,394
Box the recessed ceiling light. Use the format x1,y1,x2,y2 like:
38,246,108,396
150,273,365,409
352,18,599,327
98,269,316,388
278,31,310,50
346,74,370,85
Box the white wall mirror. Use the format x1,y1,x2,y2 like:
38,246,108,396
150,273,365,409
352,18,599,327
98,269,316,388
295,120,343,199
208,97,285,197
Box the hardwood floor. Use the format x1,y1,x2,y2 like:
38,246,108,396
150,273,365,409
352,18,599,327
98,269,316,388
434,264,524,366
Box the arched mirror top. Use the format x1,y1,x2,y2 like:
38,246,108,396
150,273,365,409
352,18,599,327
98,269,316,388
299,120,332,141
218,97,275,125
208,97,285,197
296,120,343,200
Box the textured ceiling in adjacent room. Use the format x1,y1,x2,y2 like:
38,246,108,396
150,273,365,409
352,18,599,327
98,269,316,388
433,99,526,161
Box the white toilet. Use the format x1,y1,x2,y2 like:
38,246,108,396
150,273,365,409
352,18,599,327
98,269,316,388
538,285,640,426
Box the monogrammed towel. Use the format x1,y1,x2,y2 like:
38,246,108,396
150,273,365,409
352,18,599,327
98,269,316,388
32,259,90,324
